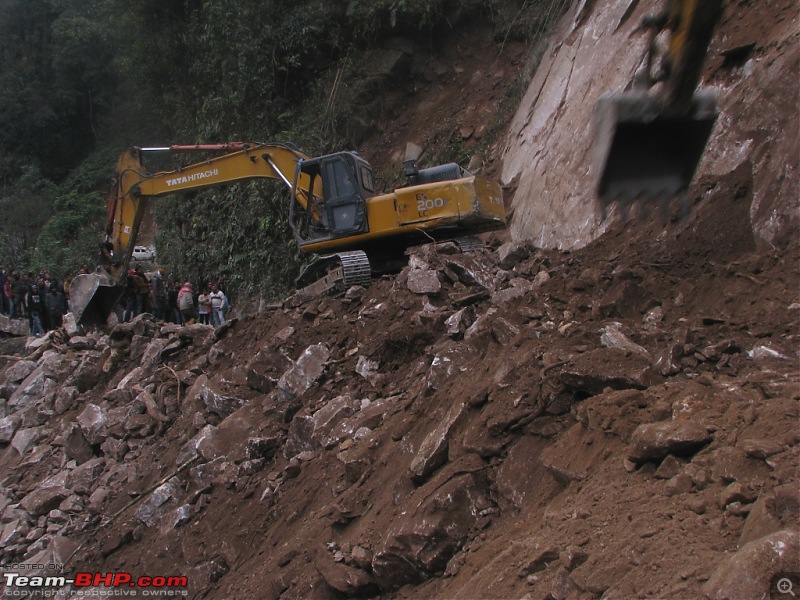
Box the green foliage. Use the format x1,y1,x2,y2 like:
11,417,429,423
154,182,303,300
0,0,566,301
0,165,56,266
32,189,104,278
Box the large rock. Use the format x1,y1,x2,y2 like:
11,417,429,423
497,241,531,269
0,415,22,444
0,314,30,337
62,423,95,464
628,420,713,464
704,530,800,600
8,367,57,409
277,343,330,401
2,360,37,384
409,402,467,482
200,385,245,419
19,486,69,517
316,553,377,597
76,404,109,445
11,426,48,456
560,348,653,395
372,473,489,589
407,270,442,295
136,477,183,528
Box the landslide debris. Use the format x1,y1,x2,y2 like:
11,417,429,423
1,196,798,598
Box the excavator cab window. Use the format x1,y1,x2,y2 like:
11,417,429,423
291,152,369,244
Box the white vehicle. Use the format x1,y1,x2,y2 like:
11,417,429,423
132,246,156,261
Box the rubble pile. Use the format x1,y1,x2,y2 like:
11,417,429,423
0,196,797,597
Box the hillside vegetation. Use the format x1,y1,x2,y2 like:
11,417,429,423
0,0,559,298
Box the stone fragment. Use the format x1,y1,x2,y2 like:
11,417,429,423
2,360,37,384
654,455,685,479
136,477,183,527
200,385,244,419
445,307,475,339
740,438,785,460
20,487,69,517
0,415,21,444
355,356,381,387
718,482,757,509
407,270,442,295
372,473,488,589
66,458,107,492
316,554,377,597
9,367,56,409
54,386,79,415
63,423,95,464
600,323,650,358
11,426,48,456
560,348,653,395
409,402,466,482
704,530,800,599
76,403,108,445
277,343,330,401
519,545,560,576
628,421,712,464
497,242,531,269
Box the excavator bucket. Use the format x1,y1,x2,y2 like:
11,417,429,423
593,88,717,208
69,268,122,327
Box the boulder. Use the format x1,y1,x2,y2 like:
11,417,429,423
136,477,183,528
11,426,48,456
62,423,95,464
407,270,442,295
8,367,57,409
19,486,69,517
497,241,531,268
2,360,37,384
372,473,489,589
704,530,800,600
200,385,244,419
0,415,22,444
277,343,330,401
628,420,713,464
560,348,653,395
76,404,109,445
409,402,467,482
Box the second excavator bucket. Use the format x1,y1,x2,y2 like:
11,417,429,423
69,268,122,327
593,88,717,211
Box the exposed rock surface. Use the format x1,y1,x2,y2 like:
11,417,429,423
0,1,797,598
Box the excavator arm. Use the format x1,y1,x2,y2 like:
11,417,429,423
104,143,319,279
594,0,723,210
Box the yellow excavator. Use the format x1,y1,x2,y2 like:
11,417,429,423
594,0,723,212
70,142,506,325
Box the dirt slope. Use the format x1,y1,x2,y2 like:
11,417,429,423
1,1,799,599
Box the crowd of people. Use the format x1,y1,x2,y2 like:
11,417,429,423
0,263,230,335
123,266,230,326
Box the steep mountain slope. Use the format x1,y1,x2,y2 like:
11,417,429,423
0,1,798,599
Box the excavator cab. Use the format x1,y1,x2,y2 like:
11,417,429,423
290,152,372,245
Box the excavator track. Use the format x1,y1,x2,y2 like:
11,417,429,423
452,236,485,253
295,250,372,297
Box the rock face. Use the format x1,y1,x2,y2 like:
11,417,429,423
501,0,798,250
